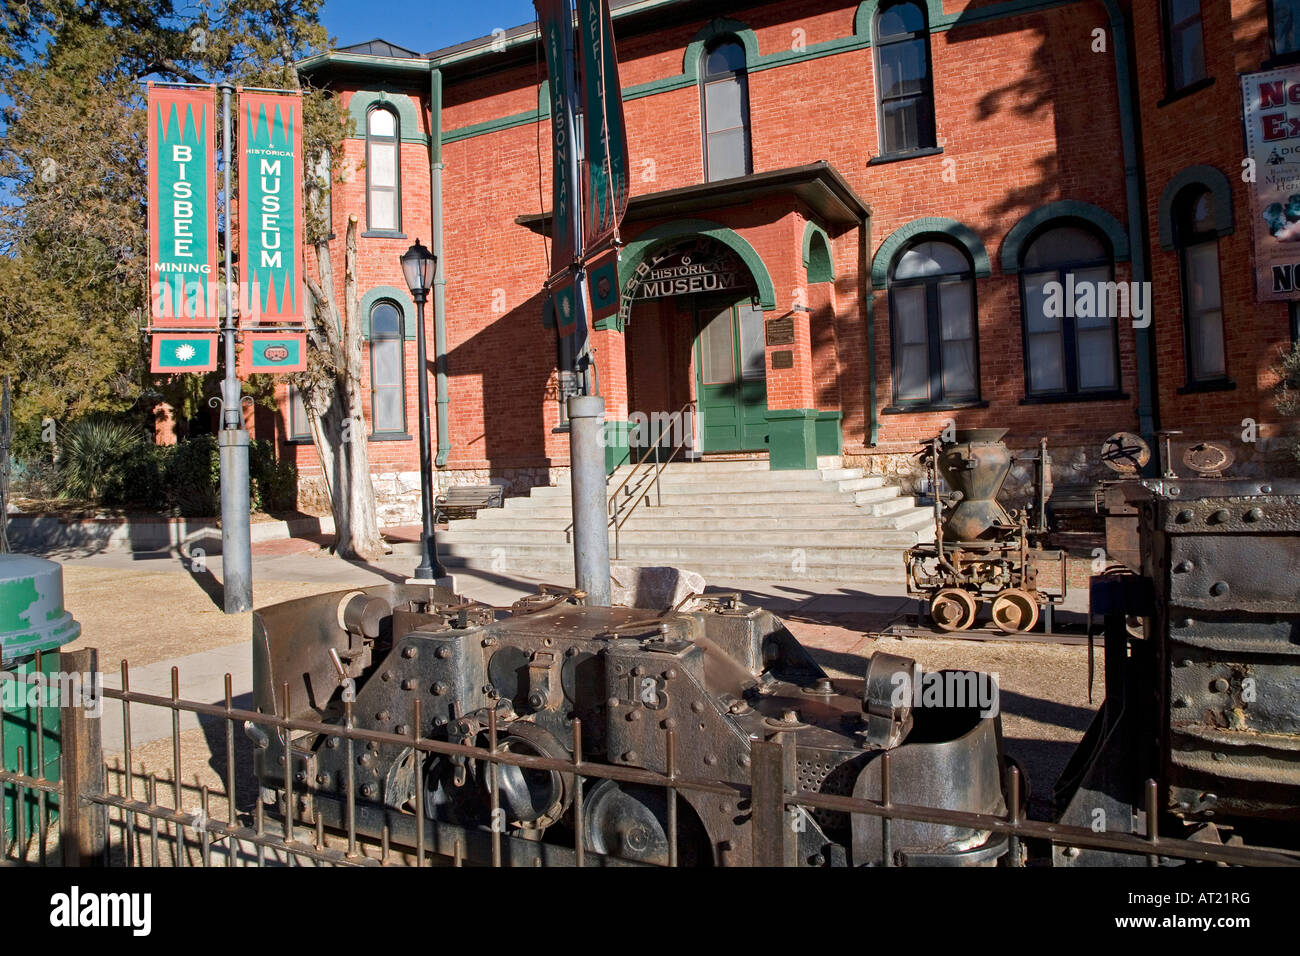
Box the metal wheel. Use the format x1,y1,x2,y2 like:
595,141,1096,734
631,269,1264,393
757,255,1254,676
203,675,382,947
930,588,978,631
581,779,712,866
990,588,1039,634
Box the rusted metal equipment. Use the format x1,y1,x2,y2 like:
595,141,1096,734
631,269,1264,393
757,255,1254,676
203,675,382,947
903,429,1066,635
249,585,1012,866
1054,477,1300,864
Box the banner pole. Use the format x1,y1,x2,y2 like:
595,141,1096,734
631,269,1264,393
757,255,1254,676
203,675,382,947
218,80,253,614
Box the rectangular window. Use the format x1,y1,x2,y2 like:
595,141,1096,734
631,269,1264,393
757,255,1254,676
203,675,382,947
700,306,735,384
1023,272,1067,394
288,385,312,441
1184,240,1226,380
703,76,751,181
737,304,766,380
892,285,930,402
938,280,977,398
366,107,400,233
1274,0,1300,58
370,337,406,435
1166,0,1206,91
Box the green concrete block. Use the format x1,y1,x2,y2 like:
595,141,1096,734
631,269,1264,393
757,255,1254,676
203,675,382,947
815,410,843,457
604,420,634,475
765,409,818,470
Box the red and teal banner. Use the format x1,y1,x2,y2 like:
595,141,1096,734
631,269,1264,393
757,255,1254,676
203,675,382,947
238,91,304,326
238,332,307,375
587,246,620,324
151,334,218,372
147,84,218,327
578,0,629,252
536,0,579,282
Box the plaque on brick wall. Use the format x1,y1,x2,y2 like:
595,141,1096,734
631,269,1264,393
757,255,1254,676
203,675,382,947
771,350,794,369
765,316,795,346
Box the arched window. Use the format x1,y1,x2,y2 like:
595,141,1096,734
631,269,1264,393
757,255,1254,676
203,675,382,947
369,300,407,436
1020,225,1120,397
366,106,400,232
1174,186,1227,384
888,238,978,406
700,37,752,182
875,1,936,156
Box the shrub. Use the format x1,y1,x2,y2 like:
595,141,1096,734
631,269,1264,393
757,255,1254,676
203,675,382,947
165,435,220,516
56,416,144,503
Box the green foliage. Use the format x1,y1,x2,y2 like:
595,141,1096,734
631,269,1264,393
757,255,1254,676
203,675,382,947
56,415,144,502
1272,341,1300,464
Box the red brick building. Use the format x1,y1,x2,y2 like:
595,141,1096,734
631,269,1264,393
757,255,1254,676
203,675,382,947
282,0,1299,522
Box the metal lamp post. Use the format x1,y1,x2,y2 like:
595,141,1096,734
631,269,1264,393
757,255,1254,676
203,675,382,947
400,239,447,581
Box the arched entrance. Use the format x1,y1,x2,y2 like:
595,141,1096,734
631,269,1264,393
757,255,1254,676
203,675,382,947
621,235,771,454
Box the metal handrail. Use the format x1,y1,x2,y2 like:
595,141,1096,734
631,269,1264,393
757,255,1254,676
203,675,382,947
608,399,697,559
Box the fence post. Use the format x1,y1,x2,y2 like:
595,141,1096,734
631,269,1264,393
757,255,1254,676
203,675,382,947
59,648,106,865
750,733,796,866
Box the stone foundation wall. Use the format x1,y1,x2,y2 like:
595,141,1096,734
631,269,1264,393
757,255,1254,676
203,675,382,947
298,467,569,528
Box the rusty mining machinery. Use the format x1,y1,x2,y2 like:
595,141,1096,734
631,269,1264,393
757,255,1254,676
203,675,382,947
251,587,1013,867
904,428,1066,635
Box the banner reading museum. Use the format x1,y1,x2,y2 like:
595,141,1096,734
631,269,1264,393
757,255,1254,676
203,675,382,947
147,84,218,327
238,91,305,326
1242,66,1300,301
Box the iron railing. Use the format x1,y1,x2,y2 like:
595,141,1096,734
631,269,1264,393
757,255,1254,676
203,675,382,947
2,645,1299,867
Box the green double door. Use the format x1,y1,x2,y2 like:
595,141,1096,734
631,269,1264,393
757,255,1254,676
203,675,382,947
694,298,769,453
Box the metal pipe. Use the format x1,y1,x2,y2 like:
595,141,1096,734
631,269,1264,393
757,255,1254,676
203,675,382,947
568,394,612,606
218,81,252,614
429,68,452,469
411,288,446,580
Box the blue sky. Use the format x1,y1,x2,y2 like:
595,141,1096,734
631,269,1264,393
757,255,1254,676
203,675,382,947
320,0,540,54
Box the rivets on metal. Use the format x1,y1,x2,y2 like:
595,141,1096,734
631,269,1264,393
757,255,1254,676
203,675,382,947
691,701,705,714
607,696,620,709
626,710,640,722
1174,697,1191,708
381,671,393,682
1176,509,1194,523
739,755,751,768
436,646,452,659
1209,581,1229,597
663,668,678,680
1174,560,1194,573
482,637,497,648
631,665,644,676
395,724,408,736
401,678,417,691
1210,509,1230,524
1212,752,1227,762
1210,678,1229,693
361,784,377,797
432,681,449,695
402,646,417,659
704,754,717,766
622,750,638,763
326,736,340,749
1245,507,1263,522
662,717,676,730
376,710,389,721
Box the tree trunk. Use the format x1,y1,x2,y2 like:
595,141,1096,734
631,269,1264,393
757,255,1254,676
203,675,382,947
302,216,388,561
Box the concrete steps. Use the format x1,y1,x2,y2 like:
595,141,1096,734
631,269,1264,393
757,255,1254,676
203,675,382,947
438,457,933,584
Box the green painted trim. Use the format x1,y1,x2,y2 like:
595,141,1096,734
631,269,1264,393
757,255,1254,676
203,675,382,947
681,18,760,80
871,217,991,289
347,90,427,144
854,0,950,38
1157,164,1235,250
618,218,777,313
802,222,835,282
1000,200,1131,274
358,286,417,340
764,408,819,470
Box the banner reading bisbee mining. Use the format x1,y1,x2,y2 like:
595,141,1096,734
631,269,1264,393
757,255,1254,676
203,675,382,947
147,84,218,327
238,91,304,326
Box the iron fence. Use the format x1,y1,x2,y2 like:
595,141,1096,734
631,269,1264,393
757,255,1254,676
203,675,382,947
1,646,1298,868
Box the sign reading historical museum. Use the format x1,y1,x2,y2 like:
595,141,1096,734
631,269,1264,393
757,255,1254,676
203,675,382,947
626,241,753,300
238,91,304,325
1242,66,1300,300
147,84,218,326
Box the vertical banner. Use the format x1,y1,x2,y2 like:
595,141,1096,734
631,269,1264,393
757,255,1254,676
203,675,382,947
578,0,630,252
238,91,305,325
1242,67,1300,301
586,246,620,324
537,0,579,280
147,84,218,327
